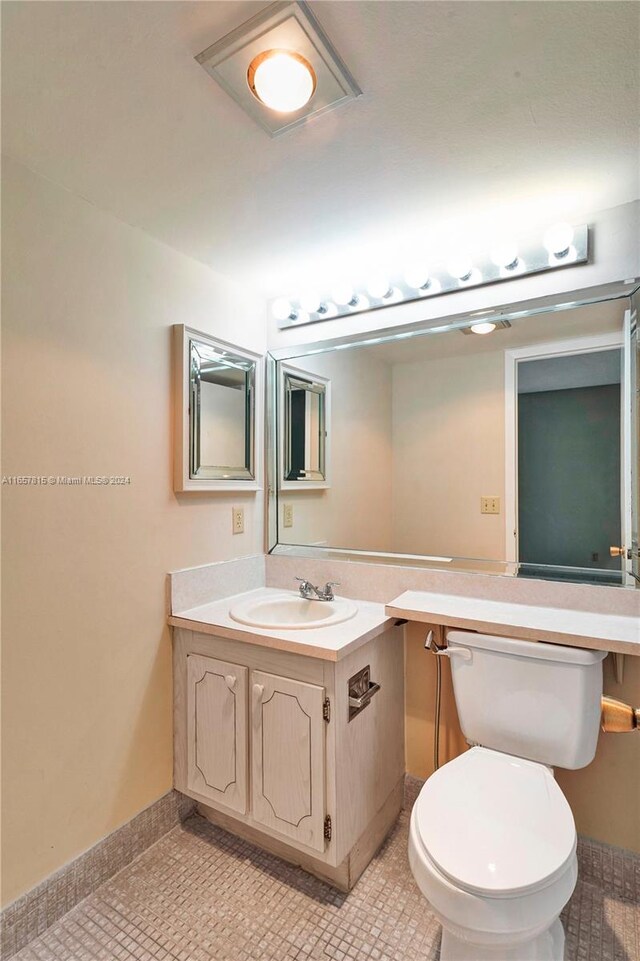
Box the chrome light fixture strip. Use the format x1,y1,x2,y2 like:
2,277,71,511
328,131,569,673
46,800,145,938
274,223,589,329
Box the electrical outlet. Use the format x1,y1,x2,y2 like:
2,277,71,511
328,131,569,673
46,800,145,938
283,503,294,528
481,496,500,515
232,506,244,534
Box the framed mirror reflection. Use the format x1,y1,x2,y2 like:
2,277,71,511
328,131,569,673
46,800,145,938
173,325,262,491
279,364,330,489
268,284,639,587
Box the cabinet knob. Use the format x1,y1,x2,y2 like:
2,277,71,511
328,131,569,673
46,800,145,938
225,674,237,691
253,683,264,702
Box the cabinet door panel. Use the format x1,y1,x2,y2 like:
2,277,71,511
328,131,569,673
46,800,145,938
187,654,247,814
251,671,326,852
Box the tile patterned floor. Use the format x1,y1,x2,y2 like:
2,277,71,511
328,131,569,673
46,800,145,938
11,785,640,961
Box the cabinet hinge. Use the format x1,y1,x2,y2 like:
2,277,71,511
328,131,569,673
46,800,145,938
322,697,331,722
324,815,332,841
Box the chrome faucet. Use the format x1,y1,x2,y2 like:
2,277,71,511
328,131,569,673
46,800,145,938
295,577,340,601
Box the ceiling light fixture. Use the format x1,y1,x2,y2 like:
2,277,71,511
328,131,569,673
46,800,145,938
543,223,575,258
271,298,297,322
272,224,589,328
404,266,432,290
247,49,316,113
447,255,474,283
196,2,361,137
299,291,327,314
470,322,497,335
367,277,393,300
490,241,519,271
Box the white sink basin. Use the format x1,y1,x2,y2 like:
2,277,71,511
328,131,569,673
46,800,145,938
229,593,358,630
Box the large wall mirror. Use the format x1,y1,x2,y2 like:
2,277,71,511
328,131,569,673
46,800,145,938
268,284,639,587
173,325,262,491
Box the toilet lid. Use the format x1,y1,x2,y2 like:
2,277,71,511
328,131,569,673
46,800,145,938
414,747,576,898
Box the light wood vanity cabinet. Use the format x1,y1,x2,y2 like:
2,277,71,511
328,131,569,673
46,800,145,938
173,625,404,891
186,654,248,815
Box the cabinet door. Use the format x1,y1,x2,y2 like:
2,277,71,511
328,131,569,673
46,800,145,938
251,671,326,852
187,653,247,814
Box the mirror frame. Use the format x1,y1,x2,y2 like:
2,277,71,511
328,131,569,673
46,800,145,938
266,278,640,587
279,363,331,490
173,324,263,492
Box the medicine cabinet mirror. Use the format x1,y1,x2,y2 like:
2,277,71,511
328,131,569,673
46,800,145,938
173,325,262,492
280,364,330,489
267,282,639,588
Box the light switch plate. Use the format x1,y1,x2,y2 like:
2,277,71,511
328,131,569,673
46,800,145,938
232,506,245,534
283,503,294,528
481,496,500,515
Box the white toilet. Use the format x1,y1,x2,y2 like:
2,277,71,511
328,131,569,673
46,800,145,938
408,631,606,961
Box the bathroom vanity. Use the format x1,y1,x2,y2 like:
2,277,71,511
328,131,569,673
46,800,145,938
171,589,405,891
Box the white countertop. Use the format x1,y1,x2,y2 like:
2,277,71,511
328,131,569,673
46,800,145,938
169,588,395,661
385,590,639,655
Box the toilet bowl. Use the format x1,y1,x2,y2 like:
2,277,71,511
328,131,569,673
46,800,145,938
409,748,578,961
407,631,606,961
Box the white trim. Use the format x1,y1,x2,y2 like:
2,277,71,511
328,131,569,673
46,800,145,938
172,324,263,493
504,332,625,565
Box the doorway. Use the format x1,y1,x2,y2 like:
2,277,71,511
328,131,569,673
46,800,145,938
505,333,628,584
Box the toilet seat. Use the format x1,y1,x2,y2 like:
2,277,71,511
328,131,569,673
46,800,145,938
413,747,576,899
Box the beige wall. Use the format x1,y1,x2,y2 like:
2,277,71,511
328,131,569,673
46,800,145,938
405,626,640,853
1,159,266,905
392,351,505,559
279,351,393,552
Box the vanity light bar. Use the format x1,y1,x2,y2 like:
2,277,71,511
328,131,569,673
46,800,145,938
273,223,589,329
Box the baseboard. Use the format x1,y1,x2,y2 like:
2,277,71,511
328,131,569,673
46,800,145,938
4,775,638,959
1,790,195,960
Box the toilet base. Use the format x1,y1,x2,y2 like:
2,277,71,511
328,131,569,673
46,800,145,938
440,917,565,961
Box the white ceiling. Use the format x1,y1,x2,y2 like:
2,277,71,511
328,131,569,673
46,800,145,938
2,1,639,296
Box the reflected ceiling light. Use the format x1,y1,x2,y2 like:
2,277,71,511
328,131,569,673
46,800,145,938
543,222,574,258
271,297,297,321
470,322,497,335
247,50,316,113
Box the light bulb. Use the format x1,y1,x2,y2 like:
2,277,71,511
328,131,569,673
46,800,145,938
543,223,574,256
272,297,295,321
470,322,497,335
447,255,473,282
367,277,392,299
490,241,519,270
332,284,356,307
404,266,432,290
299,292,324,314
351,294,369,311
247,50,316,114
291,309,310,325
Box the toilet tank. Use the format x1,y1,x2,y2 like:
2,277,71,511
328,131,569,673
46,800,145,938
447,631,606,769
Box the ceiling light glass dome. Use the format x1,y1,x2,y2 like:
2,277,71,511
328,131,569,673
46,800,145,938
248,50,316,113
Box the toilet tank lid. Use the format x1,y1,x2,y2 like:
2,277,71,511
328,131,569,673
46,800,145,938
413,748,577,898
447,631,607,665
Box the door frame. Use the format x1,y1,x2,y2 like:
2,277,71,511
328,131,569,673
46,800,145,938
504,331,627,573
